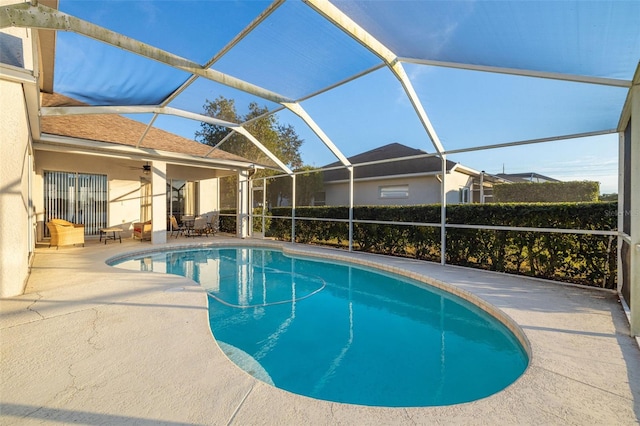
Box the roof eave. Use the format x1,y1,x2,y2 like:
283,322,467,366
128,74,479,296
35,133,256,171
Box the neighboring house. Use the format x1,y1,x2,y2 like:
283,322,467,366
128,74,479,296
496,172,560,183
320,143,499,206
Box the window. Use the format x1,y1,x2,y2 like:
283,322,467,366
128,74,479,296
313,191,326,206
379,185,409,199
459,187,470,203
44,171,107,236
140,179,151,222
167,179,199,220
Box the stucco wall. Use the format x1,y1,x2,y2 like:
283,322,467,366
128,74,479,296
444,171,475,204
35,152,157,238
34,152,222,239
324,172,474,206
199,178,219,216
0,79,32,297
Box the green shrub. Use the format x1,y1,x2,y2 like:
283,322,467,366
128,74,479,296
219,209,236,233
493,181,599,202
265,202,617,288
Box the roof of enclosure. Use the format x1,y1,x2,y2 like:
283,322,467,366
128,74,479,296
1,0,639,174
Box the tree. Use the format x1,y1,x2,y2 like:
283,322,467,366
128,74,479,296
196,96,302,171
196,96,306,209
295,166,324,206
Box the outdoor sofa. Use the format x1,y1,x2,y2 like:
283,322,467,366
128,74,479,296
46,219,85,248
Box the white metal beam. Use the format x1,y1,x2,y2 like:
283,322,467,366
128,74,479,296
159,0,285,109
0,2,292,104
629,80,640,336
443,129,618,155
135,1,285,152
41,105,293,174
10,1,297,176
204,131,236,157
41,105,241,128
303,0,445,155
391,61,446,154
233,127,293,175
400,57,632,88
135,114,158,149
283,102,351,167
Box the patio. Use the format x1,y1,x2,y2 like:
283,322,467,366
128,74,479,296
1,236,639,424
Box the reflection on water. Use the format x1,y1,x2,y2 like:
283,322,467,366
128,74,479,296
112,247,528,407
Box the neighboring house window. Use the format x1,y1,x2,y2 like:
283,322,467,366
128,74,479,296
314,192,326,206
379,185,409,199
459,187,470,203
44,171,107,236
140,180,151,222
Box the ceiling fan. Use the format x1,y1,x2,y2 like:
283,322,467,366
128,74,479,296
122,161,151,175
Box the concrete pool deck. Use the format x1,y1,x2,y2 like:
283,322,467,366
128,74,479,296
1,236,639,425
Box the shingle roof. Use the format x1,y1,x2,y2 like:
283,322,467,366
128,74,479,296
40,92,251,163
496,172,560,183
323,143,458,182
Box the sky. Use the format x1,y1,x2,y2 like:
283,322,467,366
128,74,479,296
53,0,638,195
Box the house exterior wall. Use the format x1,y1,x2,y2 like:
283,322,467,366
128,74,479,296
444,171,475,204
33,152,223,240
323,172,474,206
0,77,32,297
34,152,147,239
0,23,35,297
199,178,219,217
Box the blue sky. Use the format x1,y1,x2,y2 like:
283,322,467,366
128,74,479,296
54,0,637,194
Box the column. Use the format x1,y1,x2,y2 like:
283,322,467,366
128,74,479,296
630,84,640,336
237,169,250,239
151,160,167,244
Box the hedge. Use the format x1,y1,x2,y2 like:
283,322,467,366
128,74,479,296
265,202,617,289
493,181,599,202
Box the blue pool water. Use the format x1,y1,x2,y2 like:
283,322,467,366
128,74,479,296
111,247,528,407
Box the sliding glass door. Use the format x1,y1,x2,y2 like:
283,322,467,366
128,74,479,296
44,171,107,236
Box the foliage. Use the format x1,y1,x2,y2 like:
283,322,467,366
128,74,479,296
493,181,599,202
599,193,617,202
219,175,237,210
264,174,292,209
266,202,617,288
295,166,324,206
218,209,237,233
252,207,271,233
196,96,303,171
197,96,306,208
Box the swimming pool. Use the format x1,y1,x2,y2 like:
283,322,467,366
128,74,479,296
111,246,528,407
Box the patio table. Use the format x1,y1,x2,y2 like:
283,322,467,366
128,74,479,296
99,227,123,244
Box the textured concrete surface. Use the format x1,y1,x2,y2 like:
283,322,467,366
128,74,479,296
1,236,639,425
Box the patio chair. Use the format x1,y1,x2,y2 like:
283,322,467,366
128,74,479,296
191,216,209,237
206,212,219,235
133,220,152,241
169,215,185,238
46,219,85,249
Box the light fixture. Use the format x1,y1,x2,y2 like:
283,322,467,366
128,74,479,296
248,164,257,178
